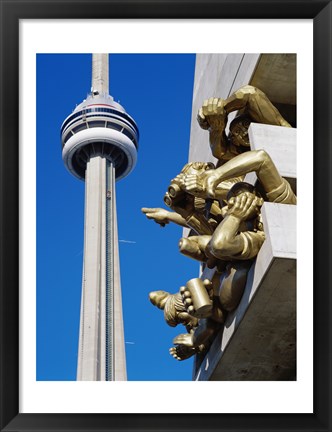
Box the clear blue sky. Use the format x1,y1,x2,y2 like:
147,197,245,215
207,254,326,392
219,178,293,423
37,53,199,381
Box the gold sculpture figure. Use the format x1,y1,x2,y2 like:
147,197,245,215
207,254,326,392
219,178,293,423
144,86,296,361
149,288,205,361
149,278,225,361
147,184,264,361
144,151,296,360
142,161,240,236
143,154,281,264
175,149,297,267
197,85,291,164
149,263,255,361
178,185,265,264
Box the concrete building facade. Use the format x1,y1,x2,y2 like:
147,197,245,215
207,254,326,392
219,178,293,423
187,54,296,380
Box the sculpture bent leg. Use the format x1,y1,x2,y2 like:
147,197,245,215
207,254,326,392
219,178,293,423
218,261,252,311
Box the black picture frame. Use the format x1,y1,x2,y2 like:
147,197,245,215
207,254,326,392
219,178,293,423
1,1,331,431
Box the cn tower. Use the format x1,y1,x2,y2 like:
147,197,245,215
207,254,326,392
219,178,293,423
60,54,139,381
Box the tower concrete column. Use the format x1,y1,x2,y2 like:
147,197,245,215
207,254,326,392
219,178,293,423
77,156,107,381
77,156,127,381
61,53,138,381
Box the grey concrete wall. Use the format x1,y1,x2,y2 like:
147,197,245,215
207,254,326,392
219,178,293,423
245,123,297,193
248,123,297,179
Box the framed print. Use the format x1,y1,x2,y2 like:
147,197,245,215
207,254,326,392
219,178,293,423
0,1,331,431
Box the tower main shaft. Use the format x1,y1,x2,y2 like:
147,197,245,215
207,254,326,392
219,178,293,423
76,157,126,380
61,54,138,381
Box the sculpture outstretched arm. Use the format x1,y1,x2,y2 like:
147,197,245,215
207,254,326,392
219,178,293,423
209,128,228,161
222,85,291,127
181,150,296,205
197,97,229,160
141,207,188,228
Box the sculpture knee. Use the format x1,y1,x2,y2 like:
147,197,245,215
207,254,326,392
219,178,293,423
219,262,251,311
178,236,207,262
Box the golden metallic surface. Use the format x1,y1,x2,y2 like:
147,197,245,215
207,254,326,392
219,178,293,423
144,85,296,362
183,278,213,319
179,149,296,205
197,85,291,163
178,237,208,262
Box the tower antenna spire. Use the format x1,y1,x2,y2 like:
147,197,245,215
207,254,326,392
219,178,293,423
92,53,109,95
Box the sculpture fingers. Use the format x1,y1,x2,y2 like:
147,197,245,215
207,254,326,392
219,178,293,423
241,193,254,215
212,97,219,113
141,207,160,214
180,287,195,315
203,278,213,295
197,107,209,130
227,197,235,207
184,297,193,307
198,107,205,121
204,174,219,198
217,98,225,114
207,97,216,113
256,196,264,207
202,99,209,117
232,195,242,212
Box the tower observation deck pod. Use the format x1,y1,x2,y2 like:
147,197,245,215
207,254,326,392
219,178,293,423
61,92,139,181
61,54,139,381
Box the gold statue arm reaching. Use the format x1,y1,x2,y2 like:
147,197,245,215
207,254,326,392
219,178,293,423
197,97,229,160
181,149,296,205
222,85,291,127
143,163,219,235
197,86,291,161
142,205,215,235
198,86,291,130
141,207,188,228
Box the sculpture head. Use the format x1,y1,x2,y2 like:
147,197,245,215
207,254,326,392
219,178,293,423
164,162,215,207
149,290,169,310
226,181,257,201
229,115,251,148
149,290,199,329
226,182,264,221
